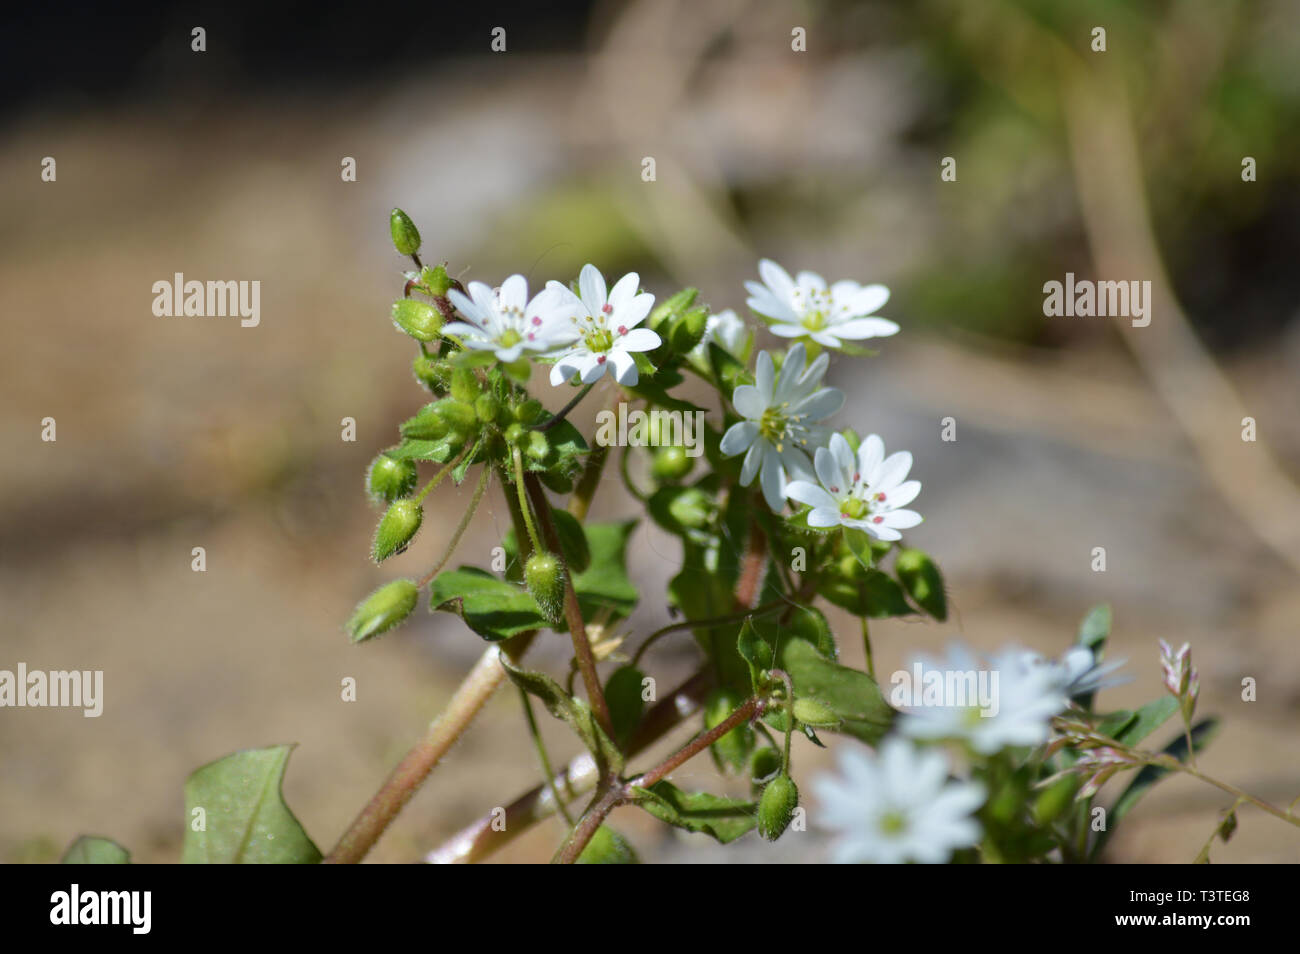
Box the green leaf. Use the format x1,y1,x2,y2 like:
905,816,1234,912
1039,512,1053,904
60,836,130,864
630,781,756,843
842,527,875,570
1078,604,1113,650
1107,697,1179,747
182,745,321,864
775,638,894,744
572,520,639,620
500,657,622,775
387,437,457,463
451,438,481,483
429,568,546,640
1091,718,1219,859
576,825,639,864
822,567,913,618
737,618,774,693
895,548,948,621
605,665,647,746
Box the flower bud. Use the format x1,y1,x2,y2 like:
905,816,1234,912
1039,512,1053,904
419,263,452,296
412,353,449,392
513,399,544,424
524,551,566,625
346,578,419,643
372,498,423,563
367,453,417,503
389,208,421,257
650,445,692,482
669,305,709,355
450,368,481,405
434,399,478,444
525,429,550,462
757,774,799,841
474,394,503,426
576,825,638,864
792,697,840,728
391,299,441,341
647,287,698,335
400,403,450,440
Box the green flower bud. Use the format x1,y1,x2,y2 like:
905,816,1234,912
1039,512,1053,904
513,399,544,424
372,499,423,563
750,747,782,788
757,774,799,841
667,487,712,530
450,368,480,405
524,551,566,625
669,305,709,355
647,286,698,335
346,579,419,643
895,548,947,621
391,299,441,341
525,429,549,462
474,394,502,426
576,825,639,864
650,445,692,482
705,688,755,774
420,263,452,296
389,208,421,257
412,353,449,393
400,402,450,440
366,453,417,504
792,697,840,728
504,422,527,445
434,399,478,443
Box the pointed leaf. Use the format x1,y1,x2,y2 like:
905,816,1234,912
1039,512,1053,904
429,568,546,640
630,780,756,843
60,836,130,864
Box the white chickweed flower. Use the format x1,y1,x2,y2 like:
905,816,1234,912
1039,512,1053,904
813,739,985,864
548,264,659,387
785,432,922,541
719,343,844,511
445,274,581,363
745,259,899,350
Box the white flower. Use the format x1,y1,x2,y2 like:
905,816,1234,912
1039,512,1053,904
719,343,844,510
897,643,1068,755
785,433,922,541
445,274,581,363
1020,645,1130,699
745,259,899,350
548,264,659,387
813,739,985,864
689,308,750,367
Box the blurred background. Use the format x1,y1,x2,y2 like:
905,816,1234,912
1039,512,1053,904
3,0,1300,863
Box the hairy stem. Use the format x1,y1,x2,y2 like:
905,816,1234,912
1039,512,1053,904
631,600,787,667
533,383,595,432
525,472,614,738
417,465,491,587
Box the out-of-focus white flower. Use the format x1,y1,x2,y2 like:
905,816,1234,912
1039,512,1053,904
896,643,1069,755
745,259,899,350
719,343,843,510
547,264,659,386
689,308,751,367
445,275,581,363
1018,645,1131,699
813,739,985,864
785,433,922,541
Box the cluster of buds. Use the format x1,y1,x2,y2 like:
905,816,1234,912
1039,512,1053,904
1072,746,1144,799
1159,639,1200,722
1040,714,1144,800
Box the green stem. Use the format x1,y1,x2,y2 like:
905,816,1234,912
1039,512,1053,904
860,616,875,679
511,447,545,556
631,600,787,667
417,466,491,587
414,446,470,504
533,383,595,432
518,684,575,826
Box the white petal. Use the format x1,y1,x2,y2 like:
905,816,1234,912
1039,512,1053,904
775,343,806,399
731,384,767,420
616,327,660,352
609,349,638,385
793,387,844,422
498,274,528,313
607,271,640,312
618,292,655,329
766,322,808,338
842,283,890,316
858,434,885,477
759,455,786,510
446,290,482,324
720,421,757,457
884,479,921,508
786,480,838,511
872,450,914,489
754,350,776,403
740,440,765,485
758,259,796,302
806,507,844,528
578,264,606,314
795,270,827,291
579,353,608,384
833,317,900,340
